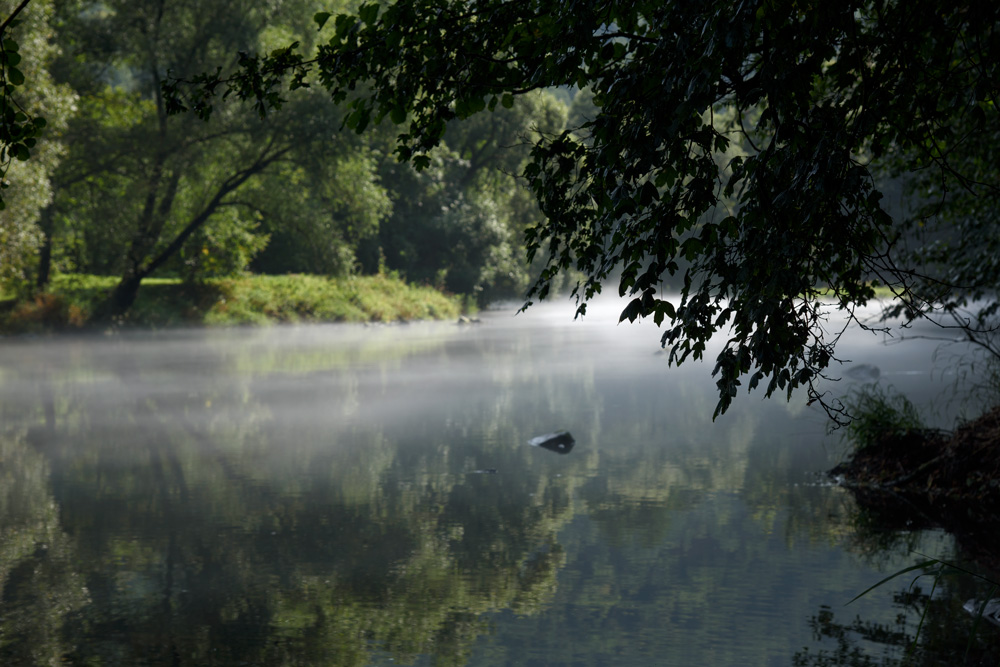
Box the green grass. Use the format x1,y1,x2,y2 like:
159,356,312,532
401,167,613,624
0,273,462,332
840,383,925,452
815,282,900,300
204,274,461,325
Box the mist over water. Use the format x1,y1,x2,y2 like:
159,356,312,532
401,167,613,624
0,296,987,665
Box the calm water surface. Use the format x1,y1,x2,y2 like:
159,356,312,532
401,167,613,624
0,298,990,665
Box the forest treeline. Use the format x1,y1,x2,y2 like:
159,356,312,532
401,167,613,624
0,0,588,319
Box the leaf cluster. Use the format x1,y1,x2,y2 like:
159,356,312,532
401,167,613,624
0,24,47,210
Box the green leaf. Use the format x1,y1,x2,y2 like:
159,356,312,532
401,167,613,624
358,3,379,25
653,300,675,326
619,297,642,323
314,12,332,30
680,237,704,260
354,111,369,132
345,107,363,130
390,105,406,124
654,167,676,188
501,93,514,109
639,181,659,205
7,67,24,86
334,14,356,38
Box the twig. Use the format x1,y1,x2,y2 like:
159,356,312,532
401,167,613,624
0,0,33,34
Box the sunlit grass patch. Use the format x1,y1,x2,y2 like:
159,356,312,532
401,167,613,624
0,273,461,332
203,274,461,325
816,282,899,301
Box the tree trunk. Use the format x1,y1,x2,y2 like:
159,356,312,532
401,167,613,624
101,271,144,320
35,205,54,290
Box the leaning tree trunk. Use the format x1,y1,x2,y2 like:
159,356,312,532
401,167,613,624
107,272,144,318
95,147,288,321
91,270,144,321
95,146,178,321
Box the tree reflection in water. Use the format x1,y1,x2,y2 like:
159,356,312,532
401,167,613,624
795,581,1000,666
794,503,1000,666
0,329,580,665
0,309,984,665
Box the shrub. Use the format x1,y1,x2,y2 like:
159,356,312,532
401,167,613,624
840,384,924,453
5,293,79,330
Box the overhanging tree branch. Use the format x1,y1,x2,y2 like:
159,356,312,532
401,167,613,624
0,0,32,34
165,0,1000,418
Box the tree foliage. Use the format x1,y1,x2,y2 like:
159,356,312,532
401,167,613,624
0,2,46,201
359,90,568,300
171,0,1000,416
0,0,564,324
0,0,75,285
888,105,1000,329
43,0,387,316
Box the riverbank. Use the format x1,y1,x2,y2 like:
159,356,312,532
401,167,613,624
830,405,1000,565
831,405,1000,505
0,273,464,333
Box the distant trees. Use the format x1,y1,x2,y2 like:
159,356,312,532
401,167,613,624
0,0,75,286
44,0,377,316
177,0,1000,416
1,0,564,317
362,90,567,300
887,99,1000,338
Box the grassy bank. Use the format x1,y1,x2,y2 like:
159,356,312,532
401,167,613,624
0,273,464,332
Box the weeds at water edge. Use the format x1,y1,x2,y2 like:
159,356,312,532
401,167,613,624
840,384,925,453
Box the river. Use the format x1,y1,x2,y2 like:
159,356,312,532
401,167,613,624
0,297,993,665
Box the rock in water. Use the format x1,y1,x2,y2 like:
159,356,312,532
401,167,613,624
964,598,1000,628
528,431,575,454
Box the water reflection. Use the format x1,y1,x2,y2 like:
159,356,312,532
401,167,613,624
0,300,992,665
794,553,1000,666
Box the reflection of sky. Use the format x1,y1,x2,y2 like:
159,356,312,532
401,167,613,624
0,296,986,666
